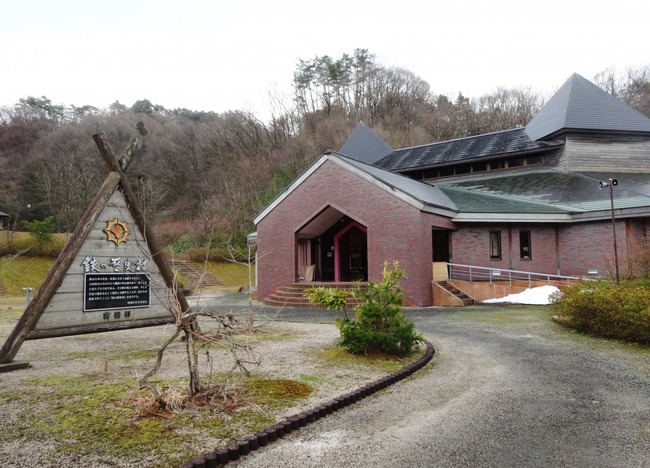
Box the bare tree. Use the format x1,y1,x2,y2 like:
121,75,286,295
593,65,650,117
475,87,542,133
621,66,650,117
594,67,622,97
138,252,263,409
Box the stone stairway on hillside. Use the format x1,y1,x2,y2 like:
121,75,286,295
171,260,223,294
436,281,474,306
263,282,367,308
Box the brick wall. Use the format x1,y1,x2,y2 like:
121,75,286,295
451,221,630,278
557,220,628,277
256,158,454,306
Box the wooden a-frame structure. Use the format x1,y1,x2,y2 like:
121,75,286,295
0,133,190,370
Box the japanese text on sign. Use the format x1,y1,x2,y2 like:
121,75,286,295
83,273,151,312
81,256,147,273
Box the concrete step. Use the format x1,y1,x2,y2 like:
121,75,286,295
263,282,367,308
171,260,223,293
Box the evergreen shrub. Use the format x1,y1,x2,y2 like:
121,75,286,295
552,280,650,344
306,261,423,357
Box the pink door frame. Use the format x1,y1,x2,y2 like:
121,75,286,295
333,221,367,282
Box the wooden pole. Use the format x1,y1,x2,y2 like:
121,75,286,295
609,179,620,284
92,133,191,315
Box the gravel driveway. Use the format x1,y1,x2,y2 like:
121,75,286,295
229,305,650,468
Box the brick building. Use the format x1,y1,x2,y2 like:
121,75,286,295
253,74,650,306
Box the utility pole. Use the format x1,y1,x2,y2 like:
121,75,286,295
600,178,619,283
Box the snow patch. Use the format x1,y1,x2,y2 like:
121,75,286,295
482,285,560,305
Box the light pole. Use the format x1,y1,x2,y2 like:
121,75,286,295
599,178,619,283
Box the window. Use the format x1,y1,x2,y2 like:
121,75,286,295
508,157,525,168
519,230,532,259
454,163,472,175
473,161,488,172
489,159,504,170
489,231,502,259
438,166,454,177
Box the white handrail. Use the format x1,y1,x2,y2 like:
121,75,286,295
445,263,590,288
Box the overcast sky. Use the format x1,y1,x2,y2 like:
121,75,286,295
2,0,648,121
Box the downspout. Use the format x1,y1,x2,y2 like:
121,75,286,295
334,235,340,282
555,224,561,275
508,226,513,270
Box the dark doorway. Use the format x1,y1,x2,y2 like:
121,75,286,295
337,225,367,281
312,234,335,281
432,230,450,262
308,217,367,282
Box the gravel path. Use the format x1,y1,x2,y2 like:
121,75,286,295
231,307,650,468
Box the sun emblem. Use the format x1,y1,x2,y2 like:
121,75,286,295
104,219,130,245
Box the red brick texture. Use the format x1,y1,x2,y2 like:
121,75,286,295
451,220,638,278
256,159,454,306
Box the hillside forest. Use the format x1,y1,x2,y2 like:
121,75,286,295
2,49,649,252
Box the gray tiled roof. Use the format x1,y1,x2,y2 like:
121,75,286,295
374,128,561,172
339,121,394,165
372,74,650,173
0,210,8,217
525,73,650,141
335,153,458,212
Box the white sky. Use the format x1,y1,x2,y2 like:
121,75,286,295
2,0,648,121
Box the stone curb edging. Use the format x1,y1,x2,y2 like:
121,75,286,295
180,341,435,468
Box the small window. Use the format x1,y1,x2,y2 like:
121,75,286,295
438,166,454,177
520,230,532,259
508,157,525,168
489,231,502,259
454,163,472,175
489,159,504,170
473,161,488,172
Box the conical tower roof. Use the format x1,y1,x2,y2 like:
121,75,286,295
339,121,393,164
525,73,650,141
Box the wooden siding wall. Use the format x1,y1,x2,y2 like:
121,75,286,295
561,134,650,173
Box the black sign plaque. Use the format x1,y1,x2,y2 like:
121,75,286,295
84,273,151,312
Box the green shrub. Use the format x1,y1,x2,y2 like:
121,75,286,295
552,280,650,343
307,261,423,357
23,217,57,247
168,236,193,254
305,287,350,316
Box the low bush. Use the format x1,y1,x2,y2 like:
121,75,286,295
552,280,650,344
307,260,423,357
